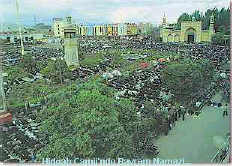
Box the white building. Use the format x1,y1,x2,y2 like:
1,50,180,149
53,16,73,37
118,23,127,36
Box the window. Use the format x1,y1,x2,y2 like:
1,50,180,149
64,32,76,38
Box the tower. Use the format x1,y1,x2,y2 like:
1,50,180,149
162,13,167,27
209,14,215,33
161,13,167,39
209,14,215,41
63,25,79,69
66,16,72,25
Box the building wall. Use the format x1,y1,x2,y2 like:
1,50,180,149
95,25,105,36
201,31,210,42
180,21,202,42
53,17,73,38
107,25,113,36
82,26,88,36
118,23,127,36
53,20,65,37
139,23,153,35
112,24,118,36
127,23,138,36
162,29,181,42
161,20,214,43
86,26,94,36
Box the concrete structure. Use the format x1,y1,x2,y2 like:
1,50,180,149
63,25,79,68
53,16,73,37
52,16,155,38
138,23,154,35
126,23,138,36
79,26,87,36
112,24,118,36
95,25,105,36
107,24,113,36
118,23,127,36
53,18,64,37
161,14,215,43
86,26,94,36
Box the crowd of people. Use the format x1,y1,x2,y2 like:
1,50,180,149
0,37,230,162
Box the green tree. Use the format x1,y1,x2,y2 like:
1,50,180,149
41,59,72,84
36,79,141,160
20,54,37,74
160,59,214,108
212,32,228,45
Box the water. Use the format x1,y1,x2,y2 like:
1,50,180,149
155,96,230,163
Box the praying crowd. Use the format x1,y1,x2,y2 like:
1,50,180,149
0,37,230,162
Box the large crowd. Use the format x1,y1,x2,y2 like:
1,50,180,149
0,37,230,162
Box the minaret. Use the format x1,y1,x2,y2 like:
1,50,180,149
209,14,215,33
161,13,167,39
63,25,79,69
162,13,167,27
209,14,215,41
66,16,72,25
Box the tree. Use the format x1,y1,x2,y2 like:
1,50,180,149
41,59,72,84
212,32,229,46
36,79,143,160
20,54,37,74
160,59,214,108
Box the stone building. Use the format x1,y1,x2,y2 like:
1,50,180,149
160,14,215,43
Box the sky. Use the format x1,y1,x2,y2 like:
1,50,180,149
0,0,229,26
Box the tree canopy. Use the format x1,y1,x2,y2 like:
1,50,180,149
36,79,159,160
160,59,215,108
41,59,72,84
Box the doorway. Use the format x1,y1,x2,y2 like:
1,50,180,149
188,34,194,43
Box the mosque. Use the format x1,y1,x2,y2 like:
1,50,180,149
160,14,215,43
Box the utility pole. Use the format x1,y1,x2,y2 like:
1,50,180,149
0,55,6,112
16,0,24,56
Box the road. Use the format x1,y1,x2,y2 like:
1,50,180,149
155,94,230,163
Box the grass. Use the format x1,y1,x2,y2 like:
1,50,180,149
80,53,104,67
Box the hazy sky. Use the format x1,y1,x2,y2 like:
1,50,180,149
0,0,229,25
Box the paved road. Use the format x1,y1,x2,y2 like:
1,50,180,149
155,94,230,163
